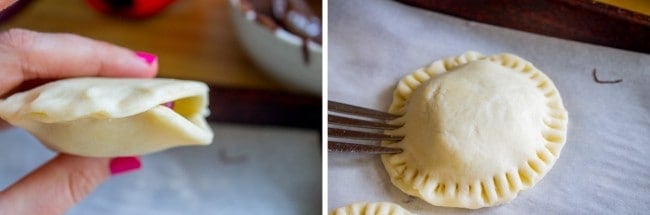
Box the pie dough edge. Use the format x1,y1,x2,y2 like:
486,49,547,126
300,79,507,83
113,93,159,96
25,106,214,157
381,52,569,209
0,78,215,157
0,78,211,123
330,202,414,215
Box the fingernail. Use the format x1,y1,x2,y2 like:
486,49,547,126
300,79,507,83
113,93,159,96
110,156,141,176
135,51,157,66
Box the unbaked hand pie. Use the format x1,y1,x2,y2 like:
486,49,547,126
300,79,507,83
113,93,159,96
382,52,568,209
0,78,213,157
330,202,414,215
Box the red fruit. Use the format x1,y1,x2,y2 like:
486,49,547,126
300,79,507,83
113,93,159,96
86,0,176,18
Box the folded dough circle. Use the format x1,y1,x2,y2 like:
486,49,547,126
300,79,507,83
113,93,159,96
0,78,214,157
382,52,568,209
330,202,414,215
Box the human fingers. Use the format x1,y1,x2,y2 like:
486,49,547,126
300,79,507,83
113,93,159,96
0,28,158,94
0,0,18,11
0,155,141,215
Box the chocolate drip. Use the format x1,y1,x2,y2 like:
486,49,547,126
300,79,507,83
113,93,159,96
244,0,322,64
302,37,310,63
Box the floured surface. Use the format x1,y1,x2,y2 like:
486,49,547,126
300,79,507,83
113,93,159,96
0,123,321,214
328,0,650,214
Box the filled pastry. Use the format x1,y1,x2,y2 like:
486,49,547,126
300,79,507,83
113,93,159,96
330,202,414,215
382,52,568,209
0,78,213,157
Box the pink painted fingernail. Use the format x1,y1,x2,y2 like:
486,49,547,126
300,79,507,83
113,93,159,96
110,156,141,175
135,51,157,65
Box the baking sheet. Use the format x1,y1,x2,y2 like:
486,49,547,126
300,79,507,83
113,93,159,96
328,0,650,214
0,123,321,214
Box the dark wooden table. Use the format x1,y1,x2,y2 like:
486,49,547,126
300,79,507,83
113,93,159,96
397,0,650,54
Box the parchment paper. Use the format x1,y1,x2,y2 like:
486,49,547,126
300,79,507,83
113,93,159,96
0,123,321,214
328,0,650,214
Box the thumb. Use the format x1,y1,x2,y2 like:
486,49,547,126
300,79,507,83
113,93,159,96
0,155,141,215
0,29,158,95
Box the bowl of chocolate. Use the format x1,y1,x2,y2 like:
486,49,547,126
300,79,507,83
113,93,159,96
230,0,322,94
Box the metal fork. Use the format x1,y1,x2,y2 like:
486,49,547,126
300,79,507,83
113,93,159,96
328,101,403,154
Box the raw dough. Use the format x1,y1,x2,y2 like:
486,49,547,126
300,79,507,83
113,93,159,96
330,202,414,215
0,78,214,157
382,52,568,209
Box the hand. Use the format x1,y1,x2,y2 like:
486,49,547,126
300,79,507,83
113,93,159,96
0,29,157,215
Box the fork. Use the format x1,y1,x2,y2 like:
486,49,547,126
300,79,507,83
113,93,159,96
328,101,404,154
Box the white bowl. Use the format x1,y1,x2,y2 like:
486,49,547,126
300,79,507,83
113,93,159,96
229,0,322,94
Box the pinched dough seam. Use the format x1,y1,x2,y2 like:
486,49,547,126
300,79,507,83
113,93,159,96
382,52,568,208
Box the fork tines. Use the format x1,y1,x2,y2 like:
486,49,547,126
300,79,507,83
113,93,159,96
328,101,403,154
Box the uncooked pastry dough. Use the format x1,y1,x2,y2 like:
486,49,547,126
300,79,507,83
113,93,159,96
0,78,214,157
330,202,414,215
382,52,568,209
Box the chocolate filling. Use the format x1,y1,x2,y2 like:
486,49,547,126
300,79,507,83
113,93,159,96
241,0,322,64
161,101,175,109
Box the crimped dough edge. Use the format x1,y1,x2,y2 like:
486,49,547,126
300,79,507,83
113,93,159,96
330,202,414,215
381,52,568,209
